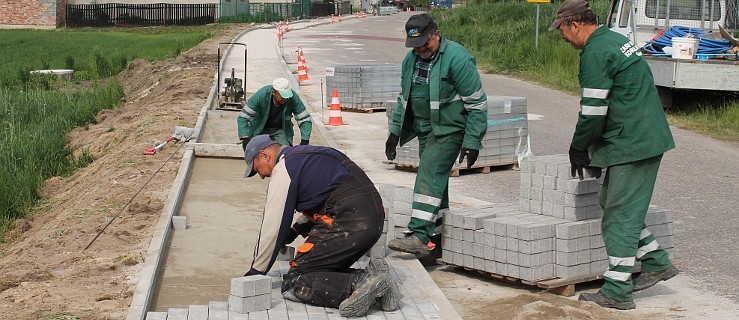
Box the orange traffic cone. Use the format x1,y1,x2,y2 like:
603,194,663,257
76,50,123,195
355,12,359,19
331,14,335,24
328,89,344,126
298,48,308,71
277,22,283,39
338,14,342,23
362,12,366,18
406,6,411,12
285,18,291,32
297,57,309,85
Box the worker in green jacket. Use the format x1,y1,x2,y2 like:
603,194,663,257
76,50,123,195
237,78,312,149
550,0,679,310
386,13,488,256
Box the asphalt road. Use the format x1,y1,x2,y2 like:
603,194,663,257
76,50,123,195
279,12,739,302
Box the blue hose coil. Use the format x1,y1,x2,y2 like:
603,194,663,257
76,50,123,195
641,26,733,55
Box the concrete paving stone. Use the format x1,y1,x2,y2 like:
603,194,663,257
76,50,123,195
534,161,548,176
442,249,453,262
590,235,605,249
463,254,474,268
245,310,268,320
462,229,474,242
392,200,412,216
518,197,531,212
520,186,532,200
145,312,167,320
472,243,484,258
366,309,387,320
518,223,556,241
556,264,585,279
451,226,462,241
563,205,603,221
392,214,411,228
172,215,187,230
590,259,608,275
485,258,496,273
520,173,532,187
556,238,590,253
506,237,519,251
518,251,554,267
231,275,272,298
307,313,330,320
207,307,228,320
590,247,607,261
588,219,602,235
556,251,580,267
474,229,485,243
227,311,248,320
556,221,592,239
542,202,565,218
531,174,545,189
450,238,462,253
495,235,507,250
519,159,534,173
495,247,507,263
519,238,555,254
483,245,495,260
545,160,562,177
453,252,463,266
563,193,599,207
530,200,543,214
381,310,405,320
557,177,601,195
228,295,255,314
187,305,208,320
483,232,495,247
208,301,228,310
542,189,564,205
543,175,557,190
577,249,592,265
461,240,472,254
556,163,571,179
530,187,543,201
649,223,672,238
416,302,441,319
655,235,674,249
474,257,485,270
520,263,555,281
254,293,272,311
464,212,497,230
506,250,519,265
166,308,188,320
506,264,521,278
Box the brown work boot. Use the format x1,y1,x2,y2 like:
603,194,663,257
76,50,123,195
579,291,636,310
633,266,679,292
387,234,432,256
339,273,390,317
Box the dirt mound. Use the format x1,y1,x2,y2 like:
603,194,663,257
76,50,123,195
472,293,641,320
0,24,250,320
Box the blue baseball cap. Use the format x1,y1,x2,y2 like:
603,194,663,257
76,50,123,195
244,134,279,178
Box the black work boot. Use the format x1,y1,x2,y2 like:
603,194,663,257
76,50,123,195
633,266,680,292
387,234,432,256
339,273,390,317
579,291,636,310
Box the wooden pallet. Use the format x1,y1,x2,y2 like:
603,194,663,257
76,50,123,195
436,259,603,297
394,161,518,177
341,106,386,114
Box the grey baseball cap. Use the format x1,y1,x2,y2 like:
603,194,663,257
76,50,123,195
244,134,279,178
548,0,592,31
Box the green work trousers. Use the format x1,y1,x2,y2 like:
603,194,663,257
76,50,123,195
600,154,673,301
262,128,292,146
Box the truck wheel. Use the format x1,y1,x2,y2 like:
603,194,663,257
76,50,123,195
657,86,673,109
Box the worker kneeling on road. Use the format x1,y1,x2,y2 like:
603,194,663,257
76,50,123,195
237,78,312,150
241,135,400,317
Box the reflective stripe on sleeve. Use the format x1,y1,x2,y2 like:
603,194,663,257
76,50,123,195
581,105,608,115
582,88,610,99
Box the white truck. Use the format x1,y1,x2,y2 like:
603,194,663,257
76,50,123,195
606,0,738,107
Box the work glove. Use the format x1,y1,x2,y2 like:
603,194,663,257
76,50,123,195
385,133,399,160
569,145,591,180
300,139,309,145
458,148,479,169
241,137,250,151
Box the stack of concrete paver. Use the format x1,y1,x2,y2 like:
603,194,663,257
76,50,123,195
430,154,675,282
386,96,530,172
229,275,272,314
326,64,401,111
376,184,414,246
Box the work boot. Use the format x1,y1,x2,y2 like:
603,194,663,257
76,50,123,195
365,257,390,275
578,291,636,310
633,266,680,292
282,288,301,303
388,234,433,256
339,273,390,317
379,279,401,311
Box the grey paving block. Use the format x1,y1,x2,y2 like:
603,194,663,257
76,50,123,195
590,247,607,261
167,308,188,320
556,264,591,279
207,306,228,320
518,251,554,267
472,243,484,258
495,247,506,263
277,246,296,261
506,237,519,251
474,257,485,270
557,177,601,195
394,187,413,203
451,226,462,240
495,236,507,250
518,222,557,241
172,215,187,230
563,193,599,207
520,173,532,187
556,237,590,253
556,221,592,239
188,305,208,320
464,212,497,230
484,258,496,273
530,200,543,214
254,292,272,311
542,202,565,218
519,197,531,212
474,229,486,243
462,229,474,242
590,259,609,275
530,187,543,201
244,310,268,320
543,175,557,190
483,245,495,261
228,295,255,314
520,263,555,281
227,311,249,320
519,159,535,173
542,189,564,205
507,264,520,278
563,205,603,221
463,254,474,268
531,174,544,188
145,312,167,320
520,186,531,200
231,275,272,297
506,250,519,265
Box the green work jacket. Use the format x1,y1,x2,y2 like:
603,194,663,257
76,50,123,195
237,85,312,143
575,26,674,168
389,37,488,150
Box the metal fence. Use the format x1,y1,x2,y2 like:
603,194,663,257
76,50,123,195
219,0,352,22
67,3,216,27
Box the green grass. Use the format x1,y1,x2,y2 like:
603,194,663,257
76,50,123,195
432,0,739,141
0,26,213,88
0,26,220,239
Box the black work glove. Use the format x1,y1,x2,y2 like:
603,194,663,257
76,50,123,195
299,139,309,145
241,137,250,151
458,148,479,169
385,133,399,160
569,145,591,180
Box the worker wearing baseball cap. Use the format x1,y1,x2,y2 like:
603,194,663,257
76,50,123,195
549,0,678,310
241,135,400,317
237,78,312,150
386,13,488,257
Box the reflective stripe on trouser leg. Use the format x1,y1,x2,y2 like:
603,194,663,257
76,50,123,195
600,155,668,302
636,226,672,273
407,132,461,244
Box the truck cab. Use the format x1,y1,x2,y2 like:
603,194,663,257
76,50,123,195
606,0,734,46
